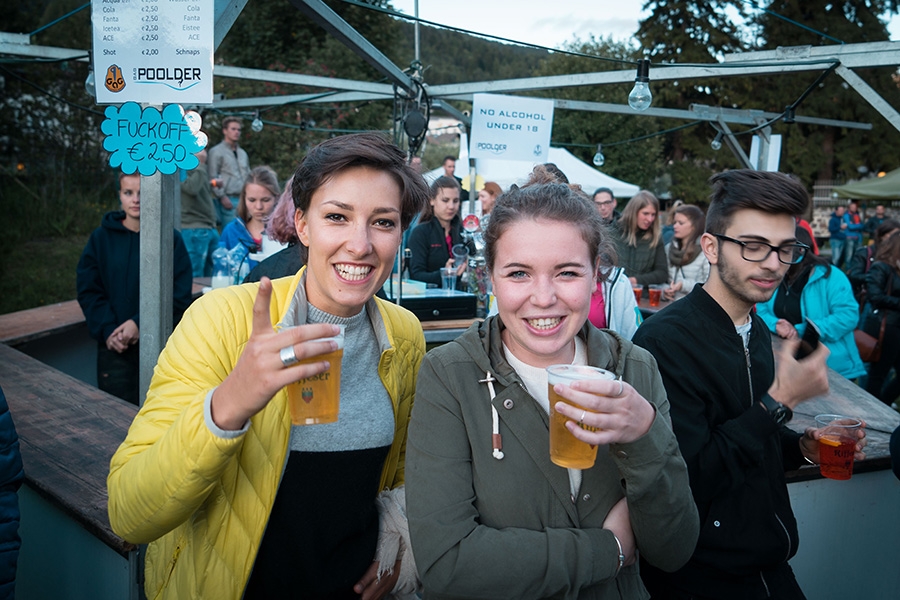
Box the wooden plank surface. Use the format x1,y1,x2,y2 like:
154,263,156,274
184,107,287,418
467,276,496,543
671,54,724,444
0,279,208,347
0,344,137,556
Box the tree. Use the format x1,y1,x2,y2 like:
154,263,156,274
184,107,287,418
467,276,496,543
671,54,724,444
747,0,900,183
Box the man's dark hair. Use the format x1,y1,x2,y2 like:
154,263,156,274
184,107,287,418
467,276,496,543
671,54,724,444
442,155,456,164
292,132,429,231
592,187,614,199
706,170,809,234
221,116,242,130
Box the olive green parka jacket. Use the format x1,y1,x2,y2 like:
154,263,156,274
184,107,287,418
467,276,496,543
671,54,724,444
406,317,698,599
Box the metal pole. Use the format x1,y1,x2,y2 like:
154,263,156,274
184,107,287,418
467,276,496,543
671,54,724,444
413,0,420,63
138,156,175,405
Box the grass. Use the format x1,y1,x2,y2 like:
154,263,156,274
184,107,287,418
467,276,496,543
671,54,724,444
0,235,89,314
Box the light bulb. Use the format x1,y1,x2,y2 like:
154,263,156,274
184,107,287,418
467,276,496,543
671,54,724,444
251,117,264,133
628,59,652,112
84,70,96,98
592,149,605,167
710,132,723,151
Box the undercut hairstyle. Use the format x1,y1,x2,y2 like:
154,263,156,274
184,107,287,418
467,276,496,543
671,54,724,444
706,170,810,235
484,168,614,276
291,132,429,231
238,166,280,223
420,176,461,223
618,190,662,248
442,155,456,164
222,116,242,130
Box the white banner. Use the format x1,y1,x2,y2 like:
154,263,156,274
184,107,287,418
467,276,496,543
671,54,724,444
469,93,554,162
92,0,214,105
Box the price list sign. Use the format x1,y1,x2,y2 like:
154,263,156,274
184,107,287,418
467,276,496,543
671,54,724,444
91,0,214,105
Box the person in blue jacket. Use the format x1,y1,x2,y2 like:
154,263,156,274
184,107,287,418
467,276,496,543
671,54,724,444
0,385,23,600
758,225,866,380
76,172,193,405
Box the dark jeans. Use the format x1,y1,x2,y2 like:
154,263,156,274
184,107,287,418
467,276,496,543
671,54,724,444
866,323,900,405
97,343,139,405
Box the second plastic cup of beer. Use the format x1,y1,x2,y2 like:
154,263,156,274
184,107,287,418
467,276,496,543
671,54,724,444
632,286,643,305
648,285,664,307
547,364,616,469
815,414,862,480
285,325,345,425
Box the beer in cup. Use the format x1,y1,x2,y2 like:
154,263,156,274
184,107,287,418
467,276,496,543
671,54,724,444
815,414,862,480
285,326,345,425
547,364,616,469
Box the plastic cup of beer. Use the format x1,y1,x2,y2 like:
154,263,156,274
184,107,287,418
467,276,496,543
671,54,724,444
815,414,862,480
547,364,616,469
648,285,664,307
285,325,345,425
441,267,456,293
632,286,643,305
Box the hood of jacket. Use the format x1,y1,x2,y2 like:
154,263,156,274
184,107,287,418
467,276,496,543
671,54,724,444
101,210,134,233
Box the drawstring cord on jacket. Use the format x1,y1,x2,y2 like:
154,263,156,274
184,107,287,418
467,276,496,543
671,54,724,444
479,372,504,460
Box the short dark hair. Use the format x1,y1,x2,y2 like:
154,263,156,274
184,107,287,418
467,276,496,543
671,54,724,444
291,133,429,231
706,170,809,235
592,187,614,199
442,156,456,164
222,116,242,130
484,170,613,274
420,176,460,223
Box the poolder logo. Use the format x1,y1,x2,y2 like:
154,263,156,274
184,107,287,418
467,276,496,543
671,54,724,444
133,65,203,92
476,142,508,156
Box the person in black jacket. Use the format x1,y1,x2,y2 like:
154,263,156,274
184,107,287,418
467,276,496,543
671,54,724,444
634,170,866,600
76,172,193,404
406,176,464,288
863,231,900,405
0,386,23,600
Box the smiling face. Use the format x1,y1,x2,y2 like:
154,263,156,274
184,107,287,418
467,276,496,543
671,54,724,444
491,218,596,368
244,182,276,223
702,208,795,321
637,205,657,231
430,185,461,228
672,212,694,242
295,166,402,317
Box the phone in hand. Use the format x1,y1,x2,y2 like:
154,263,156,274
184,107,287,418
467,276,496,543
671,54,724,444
794,318,821,360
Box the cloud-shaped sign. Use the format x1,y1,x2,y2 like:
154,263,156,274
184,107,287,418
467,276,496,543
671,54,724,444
101,102,206,176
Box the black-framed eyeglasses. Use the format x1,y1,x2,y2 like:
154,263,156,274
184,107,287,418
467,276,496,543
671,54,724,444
712,234,810,265
594,199,615,206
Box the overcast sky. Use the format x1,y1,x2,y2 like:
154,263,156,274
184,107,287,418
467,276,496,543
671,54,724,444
390,1,900,51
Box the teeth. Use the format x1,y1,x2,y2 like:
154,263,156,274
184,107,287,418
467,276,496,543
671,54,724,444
335,264,372,281
528,317,560,330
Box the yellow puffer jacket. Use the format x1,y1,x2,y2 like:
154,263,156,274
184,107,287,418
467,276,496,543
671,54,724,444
107,269,424,599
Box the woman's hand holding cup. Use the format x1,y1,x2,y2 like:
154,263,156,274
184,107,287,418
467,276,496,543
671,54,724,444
211,278,339,430
552,376,656,446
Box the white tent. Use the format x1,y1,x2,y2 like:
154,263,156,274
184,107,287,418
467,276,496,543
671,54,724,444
425,142,639,198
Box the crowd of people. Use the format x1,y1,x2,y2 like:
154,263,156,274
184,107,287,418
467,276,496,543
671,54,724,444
59,128,897,599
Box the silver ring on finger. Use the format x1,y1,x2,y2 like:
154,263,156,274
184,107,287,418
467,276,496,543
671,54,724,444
578,410,586,427
616,380,624,397
279,345,298,368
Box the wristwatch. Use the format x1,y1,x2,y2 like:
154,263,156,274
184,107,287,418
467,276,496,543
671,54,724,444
760,394,793,425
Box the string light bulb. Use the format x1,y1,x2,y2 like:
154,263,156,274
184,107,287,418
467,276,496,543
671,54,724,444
592,144,605,167
84,70,96,98
251,114,264,132
628,59,652,112
710,132,723,151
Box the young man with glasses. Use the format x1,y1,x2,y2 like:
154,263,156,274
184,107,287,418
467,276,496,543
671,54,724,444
634,170,854,599
592,187,620,225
